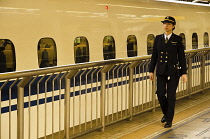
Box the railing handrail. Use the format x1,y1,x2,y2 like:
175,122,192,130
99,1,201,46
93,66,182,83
0,47,209,80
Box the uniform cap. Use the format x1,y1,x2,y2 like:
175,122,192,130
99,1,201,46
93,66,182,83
161,16,176,25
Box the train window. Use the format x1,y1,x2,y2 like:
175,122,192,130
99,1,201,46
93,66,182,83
192,33,198,49
179,33,186,50
37,38,57,68
204,32,209,47
103,36,116,60
74,36,89,63
127,35,137,57
0,39,16,73
147,34,155,55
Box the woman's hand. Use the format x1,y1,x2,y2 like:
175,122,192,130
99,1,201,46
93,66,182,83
181,74,187,83
149,72,154,81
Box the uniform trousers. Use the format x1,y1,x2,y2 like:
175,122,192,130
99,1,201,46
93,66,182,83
156,74,180,122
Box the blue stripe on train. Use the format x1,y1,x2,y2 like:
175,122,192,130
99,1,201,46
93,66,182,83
1,74,146,113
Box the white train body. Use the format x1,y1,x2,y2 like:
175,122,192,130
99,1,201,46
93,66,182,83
0,0,209,72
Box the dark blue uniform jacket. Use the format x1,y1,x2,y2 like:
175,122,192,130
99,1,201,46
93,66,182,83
149,33,187,76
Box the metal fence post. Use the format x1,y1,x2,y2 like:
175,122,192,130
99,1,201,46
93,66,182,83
187,53,196,98
187,55,192,98
64,70,78,139
200,51,210,92
201,52,206,92
17,76,32,139
128,61,140,121
100,64,113,132
152,70,157,112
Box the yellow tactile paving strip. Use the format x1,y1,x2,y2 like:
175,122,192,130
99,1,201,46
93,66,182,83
77,90,210,139
120,98,210,139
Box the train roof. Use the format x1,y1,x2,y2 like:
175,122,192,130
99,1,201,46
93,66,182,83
155,0,210,6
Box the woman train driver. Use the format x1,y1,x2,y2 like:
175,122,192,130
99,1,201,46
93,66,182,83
149,16,187,128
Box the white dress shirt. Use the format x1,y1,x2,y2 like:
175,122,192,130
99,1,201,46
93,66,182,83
164,33,172,40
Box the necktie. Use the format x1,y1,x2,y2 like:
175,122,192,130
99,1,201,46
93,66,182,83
165,37,168,44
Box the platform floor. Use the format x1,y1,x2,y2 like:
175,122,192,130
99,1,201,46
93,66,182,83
153,111,210,139
77,89,210,139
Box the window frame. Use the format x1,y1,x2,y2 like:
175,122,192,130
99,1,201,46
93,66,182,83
103,35,116,60
192,33,198,49
74,36,90,63
179,33,186,50
0,39,16,73
37,37,57,68
127,35,138,57
147,34,155,55
204,32,209,47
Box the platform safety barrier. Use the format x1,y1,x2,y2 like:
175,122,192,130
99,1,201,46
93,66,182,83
0,48,210,139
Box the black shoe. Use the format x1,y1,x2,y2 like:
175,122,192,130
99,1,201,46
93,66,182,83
161,116,166,123
164,122,172,128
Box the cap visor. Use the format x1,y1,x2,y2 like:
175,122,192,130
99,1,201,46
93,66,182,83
161,21,173,24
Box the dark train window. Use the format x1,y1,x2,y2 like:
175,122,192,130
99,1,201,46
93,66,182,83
204,32,209,47
0,39,16,73
74,36,89,63
127,35,137,57
37,38,57,68
103,36,116,60
147,34,155,55
192,33,198,49
179,33,186,50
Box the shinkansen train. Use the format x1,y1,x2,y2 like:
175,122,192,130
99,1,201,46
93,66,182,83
0,0,210,139
0,0,209,73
